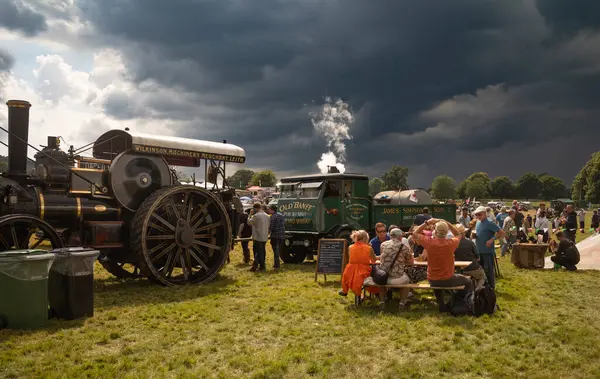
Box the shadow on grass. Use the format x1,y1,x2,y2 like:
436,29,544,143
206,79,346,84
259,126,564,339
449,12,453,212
93,274,238,309
496,291,519,301
0,317,86,341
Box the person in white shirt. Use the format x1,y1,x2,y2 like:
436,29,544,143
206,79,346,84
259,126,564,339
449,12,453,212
248,203,270,272
534,210,552,243
577,209,586,233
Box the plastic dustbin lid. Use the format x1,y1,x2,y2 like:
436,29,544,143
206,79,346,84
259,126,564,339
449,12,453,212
50,247,100,258
0,249,56,262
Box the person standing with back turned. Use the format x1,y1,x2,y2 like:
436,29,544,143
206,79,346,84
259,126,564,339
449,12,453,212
248,203,270,272
267,204,285,270
473,206,506,289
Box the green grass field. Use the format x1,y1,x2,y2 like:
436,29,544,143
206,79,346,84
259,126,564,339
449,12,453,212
1,227,600,378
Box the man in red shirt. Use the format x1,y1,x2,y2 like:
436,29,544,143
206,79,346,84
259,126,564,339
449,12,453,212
413,218,474,311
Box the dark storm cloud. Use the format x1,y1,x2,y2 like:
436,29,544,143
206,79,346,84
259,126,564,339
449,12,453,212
0,0,48,36
75,0,600,186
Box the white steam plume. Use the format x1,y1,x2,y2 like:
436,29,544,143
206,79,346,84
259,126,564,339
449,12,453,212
310,97,353,174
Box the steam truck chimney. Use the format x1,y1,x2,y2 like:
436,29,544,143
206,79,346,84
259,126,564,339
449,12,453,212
6,99,31,178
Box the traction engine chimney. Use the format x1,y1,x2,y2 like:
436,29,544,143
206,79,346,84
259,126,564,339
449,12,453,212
6,99,31,178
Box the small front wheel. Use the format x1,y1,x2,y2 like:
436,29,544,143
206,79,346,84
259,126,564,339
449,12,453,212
280,246,307,264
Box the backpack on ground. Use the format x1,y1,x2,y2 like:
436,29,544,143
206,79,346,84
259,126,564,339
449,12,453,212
472,286,497,316
450,290,474,317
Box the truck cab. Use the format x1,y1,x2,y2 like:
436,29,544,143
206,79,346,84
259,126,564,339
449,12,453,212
277,170,371,263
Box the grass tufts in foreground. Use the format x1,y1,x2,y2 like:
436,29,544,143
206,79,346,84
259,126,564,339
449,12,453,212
2,242,600,378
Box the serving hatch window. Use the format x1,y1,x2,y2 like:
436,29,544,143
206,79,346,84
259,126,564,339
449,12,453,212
297,181,323,198
279,183,300,198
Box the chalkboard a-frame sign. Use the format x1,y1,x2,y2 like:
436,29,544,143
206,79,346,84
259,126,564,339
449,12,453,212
314,238,349,282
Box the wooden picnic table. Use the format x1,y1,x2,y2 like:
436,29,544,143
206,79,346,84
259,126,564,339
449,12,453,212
372,260,473,268
511,243,549,269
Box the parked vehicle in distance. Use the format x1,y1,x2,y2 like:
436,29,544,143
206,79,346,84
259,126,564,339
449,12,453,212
277,167,457,264
551,198,574,214
519,201,532,211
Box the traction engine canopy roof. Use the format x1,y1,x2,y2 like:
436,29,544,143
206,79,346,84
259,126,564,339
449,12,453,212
92,130,246,167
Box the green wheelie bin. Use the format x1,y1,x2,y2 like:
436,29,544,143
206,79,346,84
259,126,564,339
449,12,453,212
0,249,56,329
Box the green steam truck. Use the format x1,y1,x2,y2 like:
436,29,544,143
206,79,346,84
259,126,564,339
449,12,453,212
277,168,457,263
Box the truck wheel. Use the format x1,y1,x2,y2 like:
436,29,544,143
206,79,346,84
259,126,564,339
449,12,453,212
280,247,306,264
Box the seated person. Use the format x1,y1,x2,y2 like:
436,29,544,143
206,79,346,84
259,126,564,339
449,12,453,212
550,231,580,271
339,230,380,297
369,222,390,257
413,226,433,258
374,228,414,310
453,224,486,290
413,218,473,312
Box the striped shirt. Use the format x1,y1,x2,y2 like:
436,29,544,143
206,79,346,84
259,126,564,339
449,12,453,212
269,212,286,239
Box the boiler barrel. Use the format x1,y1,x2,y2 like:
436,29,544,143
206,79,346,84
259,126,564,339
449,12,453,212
6,100,31,178
37,193,121,227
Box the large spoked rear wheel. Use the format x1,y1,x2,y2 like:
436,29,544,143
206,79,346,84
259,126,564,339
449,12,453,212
0,214,64,251
131,186,232,286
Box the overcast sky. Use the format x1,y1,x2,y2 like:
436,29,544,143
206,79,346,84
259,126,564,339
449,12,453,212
1,0,599,187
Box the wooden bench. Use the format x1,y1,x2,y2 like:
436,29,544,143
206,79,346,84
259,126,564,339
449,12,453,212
356,282,465,307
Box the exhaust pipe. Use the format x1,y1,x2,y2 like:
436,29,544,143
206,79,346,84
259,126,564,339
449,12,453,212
6,100,31,178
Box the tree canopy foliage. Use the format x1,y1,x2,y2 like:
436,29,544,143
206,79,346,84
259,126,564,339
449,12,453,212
572,152,600,203
516,172,543,199
457,172,491,199
431,175,456,199
490,176,515,199
449,171,569,200
381,165,409,191
369,177,383,195
227,169,256,189
538,174,568,199
251,170,277,187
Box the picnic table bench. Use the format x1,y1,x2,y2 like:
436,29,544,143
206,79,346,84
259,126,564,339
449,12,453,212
355,261,471,307
356,281,465,306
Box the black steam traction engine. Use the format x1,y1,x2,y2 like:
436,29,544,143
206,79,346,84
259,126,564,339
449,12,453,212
0,99,246,286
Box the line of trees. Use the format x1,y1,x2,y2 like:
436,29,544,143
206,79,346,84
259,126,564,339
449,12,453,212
226,169,278,189
430,172,570,200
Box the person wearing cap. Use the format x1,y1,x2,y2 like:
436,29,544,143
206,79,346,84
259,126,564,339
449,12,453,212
453,224,486,290
414,207,432,227
267,204,285,270
412,218,473,312
376,228,414,310
473,205,506,289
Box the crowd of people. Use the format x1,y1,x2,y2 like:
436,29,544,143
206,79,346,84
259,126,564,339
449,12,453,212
339,206,502,312
339,200,586,312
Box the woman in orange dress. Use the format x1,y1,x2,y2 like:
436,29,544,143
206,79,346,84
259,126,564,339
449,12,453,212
339,230,380,297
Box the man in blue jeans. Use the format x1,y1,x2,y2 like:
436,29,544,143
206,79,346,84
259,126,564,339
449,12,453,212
248,203,270,272
473,206,506,289
267,204,285,270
